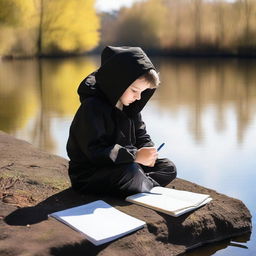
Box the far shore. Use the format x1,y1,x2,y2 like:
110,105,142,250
1,47,256,60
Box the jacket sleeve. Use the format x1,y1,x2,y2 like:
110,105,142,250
134,113,154,149
71,101,137,166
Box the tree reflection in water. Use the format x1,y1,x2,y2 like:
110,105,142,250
0,56,255,256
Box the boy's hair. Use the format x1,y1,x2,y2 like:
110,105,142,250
139,69,160,89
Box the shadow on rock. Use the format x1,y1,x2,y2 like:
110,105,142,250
50,240,109,256
4,188,129,226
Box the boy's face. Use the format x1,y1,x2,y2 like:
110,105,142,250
120,78,150,106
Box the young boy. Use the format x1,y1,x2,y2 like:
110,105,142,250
67,46,177,198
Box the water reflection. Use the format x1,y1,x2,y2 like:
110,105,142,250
1,57,256,152
0,57,99,153
0,59,39,133
154,58,256,147
184,233,252,256
0,56,255,255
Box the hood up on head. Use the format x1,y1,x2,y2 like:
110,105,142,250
77,46,156,116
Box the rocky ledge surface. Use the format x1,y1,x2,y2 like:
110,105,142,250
0,131,252,256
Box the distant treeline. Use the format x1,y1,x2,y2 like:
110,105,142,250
1,0,256,57
100,0,256,56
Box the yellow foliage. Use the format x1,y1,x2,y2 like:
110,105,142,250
0,0,18,25
0,0,100,57
42,0,100,54
0,0,36,26
0,0,38,57
40,57,98,116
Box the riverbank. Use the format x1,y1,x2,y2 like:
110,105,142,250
0,131,252,256
1,46,256,60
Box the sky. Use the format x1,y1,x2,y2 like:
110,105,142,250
95,0,146,12
95,0,237,13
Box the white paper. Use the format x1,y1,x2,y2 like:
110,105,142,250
49,200,145,246
126,187,212,217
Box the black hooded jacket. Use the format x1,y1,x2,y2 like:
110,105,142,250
66,46,157,186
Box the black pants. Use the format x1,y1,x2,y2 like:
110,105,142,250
76,158,177,198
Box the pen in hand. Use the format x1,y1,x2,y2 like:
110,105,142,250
157,143,165,152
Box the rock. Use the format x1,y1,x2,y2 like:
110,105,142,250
0,131,252,256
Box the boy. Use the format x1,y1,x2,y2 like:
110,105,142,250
67,46,177,198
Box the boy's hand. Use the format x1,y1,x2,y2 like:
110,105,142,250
148,159,156,167
135,147,158,166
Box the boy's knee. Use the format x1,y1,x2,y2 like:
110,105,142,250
168,160,177,180
153,158,177,186
158,158,177,175
115,162,153,195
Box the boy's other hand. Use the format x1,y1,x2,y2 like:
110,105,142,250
135,147,158,166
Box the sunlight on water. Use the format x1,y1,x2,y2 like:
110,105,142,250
0,56,255,255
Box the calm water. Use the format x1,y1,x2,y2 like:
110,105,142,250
0,56,255,255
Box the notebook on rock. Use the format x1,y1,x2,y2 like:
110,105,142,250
49,200,145,246
126,186,212,217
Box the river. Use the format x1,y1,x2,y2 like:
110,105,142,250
0,56,255,255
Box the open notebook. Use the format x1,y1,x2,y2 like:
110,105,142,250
48,200,145,246
126,186,212,217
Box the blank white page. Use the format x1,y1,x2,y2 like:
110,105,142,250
150,187,210,205
49,200,145,246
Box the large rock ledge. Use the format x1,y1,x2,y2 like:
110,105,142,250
0,131,252,256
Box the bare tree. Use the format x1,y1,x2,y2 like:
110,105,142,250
214,0,225,48
238,0,253,46
193,0,203,47
243,0,253,44
36,0,43,56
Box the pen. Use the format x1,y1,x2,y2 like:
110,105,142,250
157,143,165,152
